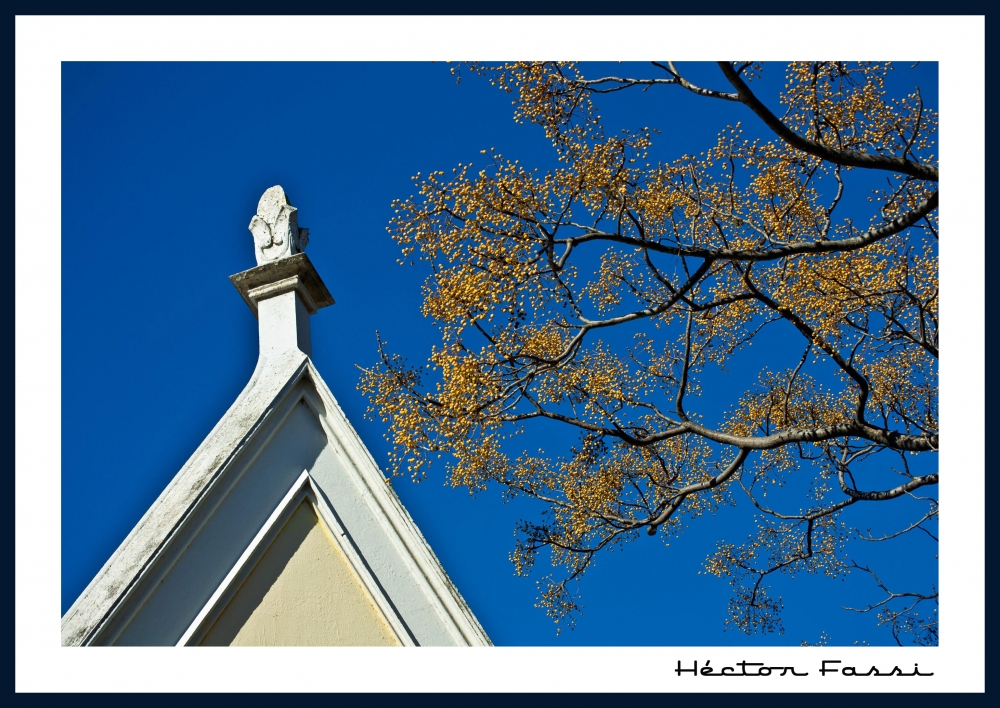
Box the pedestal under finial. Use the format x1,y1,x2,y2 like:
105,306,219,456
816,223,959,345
232,187,333,361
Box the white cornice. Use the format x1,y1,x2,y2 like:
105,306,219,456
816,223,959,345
60,352,312,646
61,348,490,647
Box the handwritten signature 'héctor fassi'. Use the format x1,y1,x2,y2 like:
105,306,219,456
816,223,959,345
675,660,933,677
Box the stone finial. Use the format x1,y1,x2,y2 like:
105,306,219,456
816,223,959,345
248,186,310,265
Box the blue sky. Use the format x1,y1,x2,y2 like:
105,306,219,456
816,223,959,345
61,61,939,646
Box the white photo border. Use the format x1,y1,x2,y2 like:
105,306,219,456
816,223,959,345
15,14,984,693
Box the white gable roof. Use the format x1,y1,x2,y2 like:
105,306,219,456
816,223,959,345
61,222,491,647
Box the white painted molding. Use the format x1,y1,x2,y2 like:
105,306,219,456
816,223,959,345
248,275,319,315
62,347,491,646
60,352,312,647
174,470,313,647
301,361,492,646
176,470,416,647
229,253,334,319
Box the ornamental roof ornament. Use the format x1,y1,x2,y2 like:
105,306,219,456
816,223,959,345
248,185,310,265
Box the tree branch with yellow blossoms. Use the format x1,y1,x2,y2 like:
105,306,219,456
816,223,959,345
360,61,938,641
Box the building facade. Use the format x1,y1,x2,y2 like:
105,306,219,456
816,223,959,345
61,187,491,647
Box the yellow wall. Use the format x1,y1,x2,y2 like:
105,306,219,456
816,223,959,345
201,501,400,646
